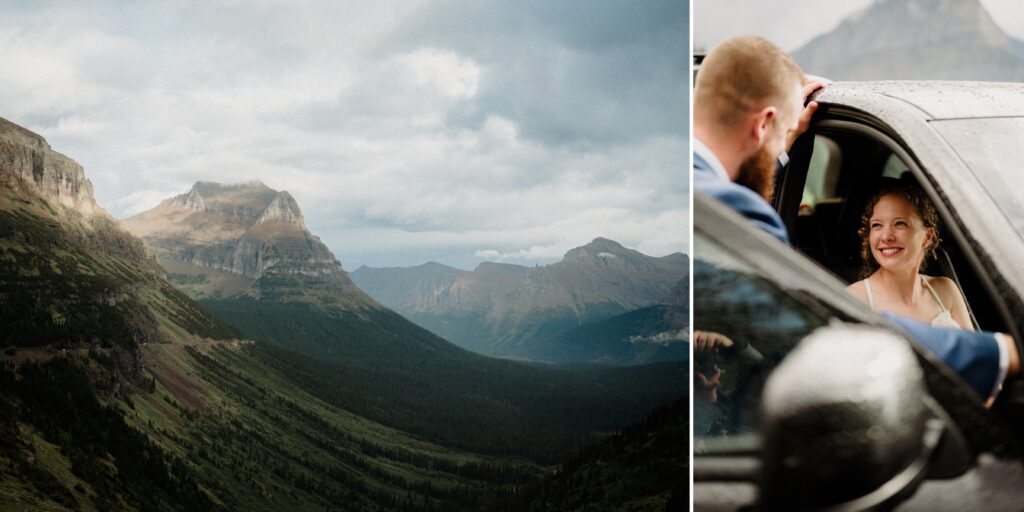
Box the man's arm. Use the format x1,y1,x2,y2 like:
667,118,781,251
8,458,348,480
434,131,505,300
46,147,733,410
883,313,1019,401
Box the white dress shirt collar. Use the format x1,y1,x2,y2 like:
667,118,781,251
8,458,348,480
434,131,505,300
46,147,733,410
693,136,730,181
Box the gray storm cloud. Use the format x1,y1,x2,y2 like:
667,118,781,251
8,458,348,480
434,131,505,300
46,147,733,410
0,0,688,269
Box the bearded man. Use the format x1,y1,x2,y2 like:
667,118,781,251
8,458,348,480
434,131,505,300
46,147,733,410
693,35,821,242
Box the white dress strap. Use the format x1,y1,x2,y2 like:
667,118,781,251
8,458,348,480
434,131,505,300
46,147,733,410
864,278,875,310
922,277,947,310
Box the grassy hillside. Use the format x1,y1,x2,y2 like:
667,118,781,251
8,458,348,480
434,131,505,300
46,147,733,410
132,343,546,511
0,344,548,511
506,397,688,512
0,358,216,511
200,298,688,463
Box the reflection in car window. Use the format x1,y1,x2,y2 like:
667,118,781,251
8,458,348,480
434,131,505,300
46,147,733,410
800,136,842,212
694,232,830,450
931,118,1024,239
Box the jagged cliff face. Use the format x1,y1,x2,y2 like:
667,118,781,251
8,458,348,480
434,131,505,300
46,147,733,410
0,116,144,264
351,238,689,358
125,182,370,305
0,116,100,215
125,182,339,279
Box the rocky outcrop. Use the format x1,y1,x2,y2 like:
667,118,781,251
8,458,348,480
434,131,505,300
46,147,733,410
0,116,99,215
0,116,158,269
256,191,304,226
124,181,362,303
168,181,276,219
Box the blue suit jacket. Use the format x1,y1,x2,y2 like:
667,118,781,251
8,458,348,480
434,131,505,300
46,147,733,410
693,152,790,243
694,151,1002,399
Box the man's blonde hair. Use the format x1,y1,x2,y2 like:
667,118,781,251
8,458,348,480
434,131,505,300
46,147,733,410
695,36,804,128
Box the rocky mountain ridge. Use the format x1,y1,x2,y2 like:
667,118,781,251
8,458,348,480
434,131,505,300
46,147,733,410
351,238,688,358
168,181,306,228
793,0,1024,80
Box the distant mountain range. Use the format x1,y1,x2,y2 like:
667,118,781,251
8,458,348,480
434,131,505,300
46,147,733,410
351,238,689,362
793,0,1024,81
125,184,689,364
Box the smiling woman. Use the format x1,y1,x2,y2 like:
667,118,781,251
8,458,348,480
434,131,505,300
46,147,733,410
844,180,973,330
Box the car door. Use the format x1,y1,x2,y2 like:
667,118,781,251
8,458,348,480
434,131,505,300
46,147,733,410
777,89,1024,427
692,192,1015,509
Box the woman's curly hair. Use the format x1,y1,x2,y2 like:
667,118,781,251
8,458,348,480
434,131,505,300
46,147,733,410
858,180,940,279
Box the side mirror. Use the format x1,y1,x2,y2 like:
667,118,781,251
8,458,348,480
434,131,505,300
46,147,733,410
759,323,970,510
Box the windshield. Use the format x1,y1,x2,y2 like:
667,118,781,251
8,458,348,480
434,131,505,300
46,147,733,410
931,117,1024,238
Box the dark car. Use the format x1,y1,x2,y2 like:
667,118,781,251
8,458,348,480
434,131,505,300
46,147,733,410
693,81,1024,510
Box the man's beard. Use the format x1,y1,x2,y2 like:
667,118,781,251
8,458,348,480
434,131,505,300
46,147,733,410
736,144,778,202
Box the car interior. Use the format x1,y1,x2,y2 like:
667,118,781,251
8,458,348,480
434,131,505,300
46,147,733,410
781,127,1006,335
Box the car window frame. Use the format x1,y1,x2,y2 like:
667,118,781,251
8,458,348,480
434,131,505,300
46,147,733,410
780,108,1022,351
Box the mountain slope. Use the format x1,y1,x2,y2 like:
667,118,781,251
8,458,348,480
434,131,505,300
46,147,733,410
200,295,687,463
793,0,1024,80
525,272,690,365
533,304,689,365
352,239,689,359
133,342,546,511
500,397,688,512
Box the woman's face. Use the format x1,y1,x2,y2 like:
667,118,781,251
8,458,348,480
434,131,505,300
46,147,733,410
869,194,933,273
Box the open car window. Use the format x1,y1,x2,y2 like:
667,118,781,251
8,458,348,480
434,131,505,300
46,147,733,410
787,125,1007,332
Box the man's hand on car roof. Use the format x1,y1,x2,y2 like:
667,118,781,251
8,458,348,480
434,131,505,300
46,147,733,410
786,80,827,153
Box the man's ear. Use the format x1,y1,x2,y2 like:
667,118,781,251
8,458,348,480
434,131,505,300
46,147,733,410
749,106,777,146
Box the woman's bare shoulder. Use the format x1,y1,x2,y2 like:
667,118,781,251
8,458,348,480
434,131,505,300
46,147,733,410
846,279,867,299
924,275,963,299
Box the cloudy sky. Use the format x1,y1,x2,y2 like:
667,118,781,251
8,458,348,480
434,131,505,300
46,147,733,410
695,0,1024,52
0,0,688,270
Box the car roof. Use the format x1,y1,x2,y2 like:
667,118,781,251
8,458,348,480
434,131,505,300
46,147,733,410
816,81,1024,120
